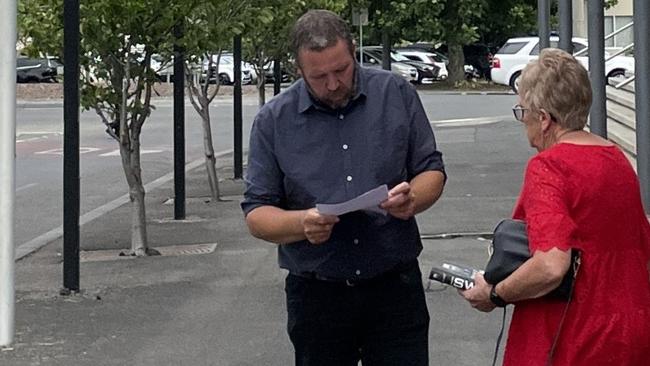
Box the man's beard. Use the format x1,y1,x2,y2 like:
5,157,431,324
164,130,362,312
304,69,356,110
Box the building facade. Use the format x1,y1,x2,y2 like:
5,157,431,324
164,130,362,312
573,0,633,49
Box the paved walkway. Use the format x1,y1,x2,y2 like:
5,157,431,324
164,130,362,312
2,118,524,365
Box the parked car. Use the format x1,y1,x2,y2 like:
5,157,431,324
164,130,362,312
355,48,418,83
151,53,254,85
400,43,483,80
436,43,493,79
395,49,448,80
491,36,635,93
359,46,438,84
262,60,293,83
203,54,254,85
16,55,62,83
407,43,493,79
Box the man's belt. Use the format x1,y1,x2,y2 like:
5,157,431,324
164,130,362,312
290,260,417,287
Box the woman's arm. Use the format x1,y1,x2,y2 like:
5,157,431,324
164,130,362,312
460,247,571,311
495,247,571,302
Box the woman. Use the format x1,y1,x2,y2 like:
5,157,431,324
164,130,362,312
461,48,650,365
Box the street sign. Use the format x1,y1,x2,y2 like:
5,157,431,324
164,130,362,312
352,8,368,26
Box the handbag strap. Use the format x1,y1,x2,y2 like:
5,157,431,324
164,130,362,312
491,307,508,366
545,252,581,366
491,252,581,366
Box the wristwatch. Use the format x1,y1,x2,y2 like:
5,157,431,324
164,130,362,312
489,285,508,307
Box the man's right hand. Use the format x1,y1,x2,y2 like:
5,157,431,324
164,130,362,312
301,208,339,244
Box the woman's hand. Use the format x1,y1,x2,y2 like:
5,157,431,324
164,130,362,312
459,273,497,313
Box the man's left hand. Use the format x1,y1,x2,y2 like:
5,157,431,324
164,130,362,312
380,182,416,220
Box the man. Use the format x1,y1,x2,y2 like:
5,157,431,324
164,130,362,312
241,9,446,366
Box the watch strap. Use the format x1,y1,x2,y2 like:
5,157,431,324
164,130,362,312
490,285,508,307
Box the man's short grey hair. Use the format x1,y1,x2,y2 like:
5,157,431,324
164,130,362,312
290,9,354,65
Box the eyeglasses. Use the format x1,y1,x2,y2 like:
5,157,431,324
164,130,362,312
512,104,528,122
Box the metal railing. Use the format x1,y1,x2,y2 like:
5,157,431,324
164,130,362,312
572,20,636,91
574,21,634,57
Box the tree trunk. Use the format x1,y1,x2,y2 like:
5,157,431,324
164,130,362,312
120,125,152,256
448,44,466,84
198,95,220,201
117,59,155,257
257,72,266,107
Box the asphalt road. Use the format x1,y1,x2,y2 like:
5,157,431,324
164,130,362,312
14,91,520,253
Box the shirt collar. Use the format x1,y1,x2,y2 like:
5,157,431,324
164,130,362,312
297,63,368,114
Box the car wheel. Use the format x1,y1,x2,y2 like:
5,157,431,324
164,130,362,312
607,69,626,84
509,72,521,94
219,73,231,85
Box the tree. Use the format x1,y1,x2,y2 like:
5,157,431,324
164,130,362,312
19,0,188,256
178,0,249,201
437,0,487,83
480,0,537,48
241,0,348,107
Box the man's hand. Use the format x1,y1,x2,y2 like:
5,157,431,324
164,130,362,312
459,273,496,313
301,208,339,244
380,182,416,220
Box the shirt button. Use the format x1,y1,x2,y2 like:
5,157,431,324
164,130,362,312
355,270,361,276
342,144,348,150
346,175,352,182
353,238,359,244
339,114,344,120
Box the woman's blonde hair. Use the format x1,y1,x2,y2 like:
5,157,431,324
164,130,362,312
519,48,592,130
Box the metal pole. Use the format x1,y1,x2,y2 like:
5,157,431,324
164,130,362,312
233,36,243,179
359,22,363,66
173,23,185,220
62,0,80,294
588,0,607,138
381,32,391,71
538,0,550,50
273,59,281,96
635,0,650,212
559,0,573,53
0,0,17,347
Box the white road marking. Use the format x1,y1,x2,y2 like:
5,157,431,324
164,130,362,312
16,132,61,143
99,149,163,157
16,183,39,192
430,115,510,127
35,147,102,155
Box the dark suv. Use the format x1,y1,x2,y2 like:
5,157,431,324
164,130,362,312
17,56,62,83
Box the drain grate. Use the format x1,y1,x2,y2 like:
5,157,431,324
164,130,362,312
80,243,218,263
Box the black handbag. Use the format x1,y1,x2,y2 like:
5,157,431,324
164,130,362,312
484,219,581,301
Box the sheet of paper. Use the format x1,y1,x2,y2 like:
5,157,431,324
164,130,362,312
316,184,389,216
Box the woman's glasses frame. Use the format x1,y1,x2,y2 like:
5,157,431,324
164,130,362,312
512,104,528,122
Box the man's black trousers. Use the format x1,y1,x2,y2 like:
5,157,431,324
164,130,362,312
285,261,429,366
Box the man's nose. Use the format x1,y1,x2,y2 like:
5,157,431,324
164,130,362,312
326,74,339,91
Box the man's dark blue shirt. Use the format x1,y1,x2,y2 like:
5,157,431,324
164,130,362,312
241,66,445,281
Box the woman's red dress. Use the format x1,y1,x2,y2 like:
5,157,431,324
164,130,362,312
505,143,650,366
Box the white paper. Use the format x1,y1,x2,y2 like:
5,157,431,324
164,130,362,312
316,185,389,216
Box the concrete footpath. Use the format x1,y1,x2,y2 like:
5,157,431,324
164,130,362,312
1,118,526,365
